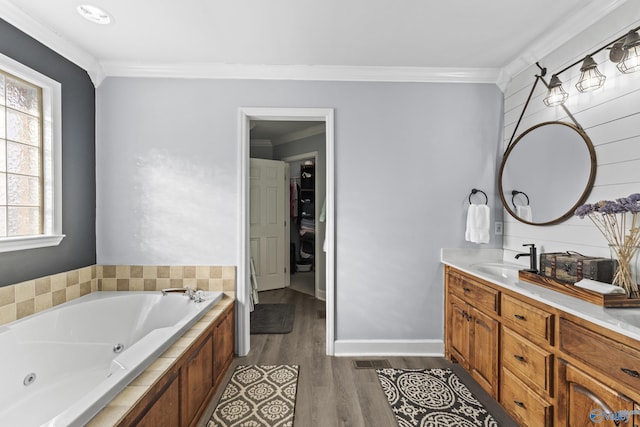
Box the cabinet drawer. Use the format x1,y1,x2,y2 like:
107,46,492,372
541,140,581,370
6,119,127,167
448,271,499,313
502,327,553,396
560,318,640,392
501,369,553,427
502,294,554,345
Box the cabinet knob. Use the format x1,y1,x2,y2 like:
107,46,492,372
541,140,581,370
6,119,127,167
513,400,526,408
514,314,526,321
621,367,640,378
513,354,526,363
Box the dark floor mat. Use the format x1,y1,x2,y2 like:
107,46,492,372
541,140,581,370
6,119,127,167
250,303,295,334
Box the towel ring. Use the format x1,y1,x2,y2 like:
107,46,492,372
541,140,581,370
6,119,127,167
511,190,530,209
468,188,488,205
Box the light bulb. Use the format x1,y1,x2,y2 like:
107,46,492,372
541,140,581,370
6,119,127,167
576,55,606,92
543,75,569,107
617,30,640,74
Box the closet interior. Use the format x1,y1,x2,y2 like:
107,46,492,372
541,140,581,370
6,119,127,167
291,162,315,274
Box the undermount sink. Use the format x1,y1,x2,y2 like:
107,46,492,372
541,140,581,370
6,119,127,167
471,262,522,283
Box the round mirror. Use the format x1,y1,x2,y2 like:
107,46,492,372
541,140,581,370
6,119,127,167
499,121,596,225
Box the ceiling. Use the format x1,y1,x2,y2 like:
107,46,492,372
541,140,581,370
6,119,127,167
250,121,324,146
0,0,629,86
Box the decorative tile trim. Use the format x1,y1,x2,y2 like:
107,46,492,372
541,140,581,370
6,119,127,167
0,265,96,325
97,265,236,297
0,265,236,326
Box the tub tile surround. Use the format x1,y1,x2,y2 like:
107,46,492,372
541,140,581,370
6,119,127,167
0,264,236,326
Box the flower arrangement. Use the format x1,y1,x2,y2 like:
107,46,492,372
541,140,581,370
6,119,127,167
575,193,640,297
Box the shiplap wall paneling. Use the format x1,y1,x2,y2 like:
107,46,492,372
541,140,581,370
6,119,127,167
501,3,640,265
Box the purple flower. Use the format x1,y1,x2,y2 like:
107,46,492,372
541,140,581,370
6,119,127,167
575,194,640,218
617,197,640,213
575,203,595,218
597,200,627,214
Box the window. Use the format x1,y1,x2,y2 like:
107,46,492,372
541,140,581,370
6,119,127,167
0,53,63,252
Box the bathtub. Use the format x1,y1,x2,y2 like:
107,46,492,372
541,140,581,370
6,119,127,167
0,290,223,427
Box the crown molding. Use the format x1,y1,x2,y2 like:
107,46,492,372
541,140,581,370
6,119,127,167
3,0,627,89
100,61,501,84
497,0,629,91
0,0,104,86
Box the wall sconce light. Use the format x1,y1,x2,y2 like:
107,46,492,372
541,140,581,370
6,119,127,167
616,30,640,74
575,55,606,92
542,25,640,107
543,75,569,106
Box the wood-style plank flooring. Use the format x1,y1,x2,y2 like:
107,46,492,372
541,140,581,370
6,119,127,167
199,287,517,426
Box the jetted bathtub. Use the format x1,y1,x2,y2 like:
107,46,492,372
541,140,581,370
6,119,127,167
0,290,223,427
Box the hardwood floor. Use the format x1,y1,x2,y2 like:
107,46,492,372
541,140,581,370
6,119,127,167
199,287,517,426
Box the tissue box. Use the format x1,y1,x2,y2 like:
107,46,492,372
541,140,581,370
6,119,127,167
539,252,617,284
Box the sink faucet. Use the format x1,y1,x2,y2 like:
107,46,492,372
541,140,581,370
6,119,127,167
515,243,538,273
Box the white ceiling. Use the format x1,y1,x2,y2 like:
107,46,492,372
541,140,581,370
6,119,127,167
0,0,629,86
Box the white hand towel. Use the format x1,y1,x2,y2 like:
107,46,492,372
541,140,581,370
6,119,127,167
465,204,490,244
575,278,626,295
516,205,532,222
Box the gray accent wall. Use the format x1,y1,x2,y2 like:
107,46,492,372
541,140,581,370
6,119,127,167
0,19,96,287
96,78,503,343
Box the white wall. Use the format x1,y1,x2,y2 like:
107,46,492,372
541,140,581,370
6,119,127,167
96,78,503,352
503,2,640,265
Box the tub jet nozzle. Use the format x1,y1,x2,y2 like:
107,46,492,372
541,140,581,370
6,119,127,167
23,373,36,386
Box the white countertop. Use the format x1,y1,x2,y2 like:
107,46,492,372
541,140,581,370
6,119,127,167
441,248,640,342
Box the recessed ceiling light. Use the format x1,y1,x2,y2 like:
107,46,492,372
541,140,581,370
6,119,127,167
76,4,112,25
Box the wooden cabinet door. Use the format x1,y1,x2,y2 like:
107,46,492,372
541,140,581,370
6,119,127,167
136,373,181,427
181,334,214,427
470,307,499,399
558,361,635,427
448,294,470,368
214,307,234,385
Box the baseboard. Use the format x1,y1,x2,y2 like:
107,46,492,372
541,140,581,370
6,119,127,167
316,289,326,301
333,339,444,357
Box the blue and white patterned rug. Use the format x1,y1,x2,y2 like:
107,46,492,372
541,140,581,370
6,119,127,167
209,365,299,427
376,368,499,427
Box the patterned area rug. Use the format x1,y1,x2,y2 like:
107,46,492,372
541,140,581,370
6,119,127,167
376,368,498,427
209,365,299,427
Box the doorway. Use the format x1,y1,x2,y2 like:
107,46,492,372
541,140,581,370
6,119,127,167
238,107,335,357
281,152,322,300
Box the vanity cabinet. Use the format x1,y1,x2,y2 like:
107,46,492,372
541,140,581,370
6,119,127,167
445,267,500,399
445,265,640,426
500,294,555,426
501,368,554,426
557,316,640,427
448,294,471,367
557,361,636,427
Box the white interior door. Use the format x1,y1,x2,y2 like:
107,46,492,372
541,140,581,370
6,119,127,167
249,158,289,291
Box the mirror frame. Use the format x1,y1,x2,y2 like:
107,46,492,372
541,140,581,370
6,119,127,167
498,121,597,226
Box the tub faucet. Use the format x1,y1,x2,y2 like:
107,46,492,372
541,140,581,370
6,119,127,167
161,287,204,302
161,287,190,296
515,243,538,273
